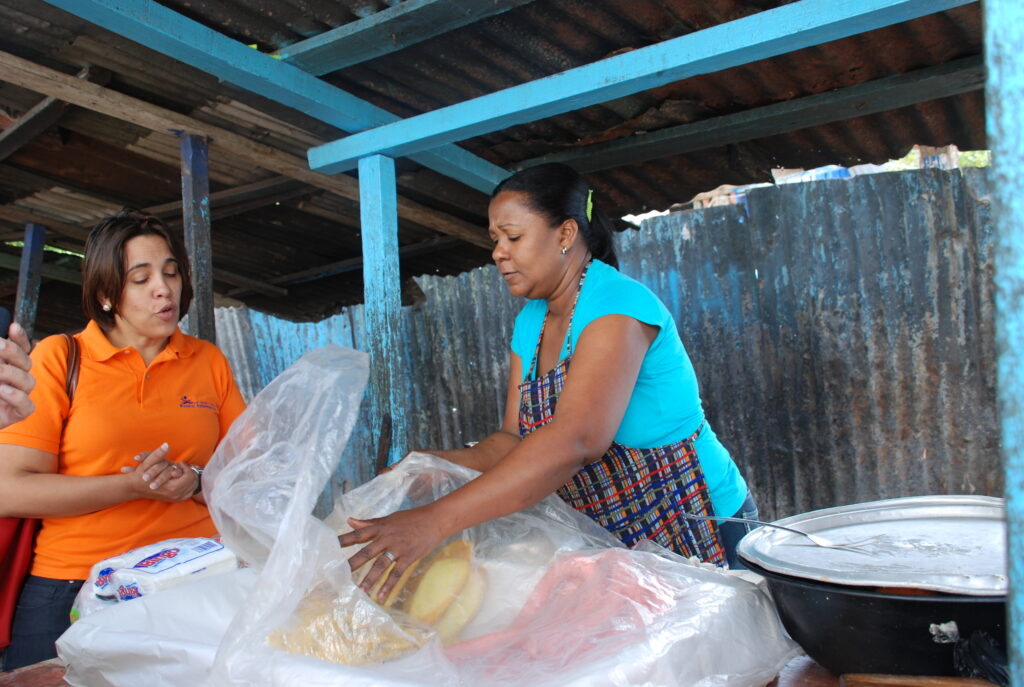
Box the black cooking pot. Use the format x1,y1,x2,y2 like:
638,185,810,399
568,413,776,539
742,559,1006,677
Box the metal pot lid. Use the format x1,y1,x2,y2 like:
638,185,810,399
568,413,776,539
737,495,1006,596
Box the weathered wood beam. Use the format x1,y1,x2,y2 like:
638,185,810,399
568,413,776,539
212,269,287,297
0,49,492,249
0,214,286,298
14,224,46,339
275,0,536,76
143,176,312,223
308,0,976,172
40,0,508,193
0,205,90,242
0,252,79,286
0,66,109,163
521,56,986,172
359,155,406,467
179,134,215,343
226,236,460,298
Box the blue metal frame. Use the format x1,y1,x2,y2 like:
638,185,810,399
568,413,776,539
308,0,976,174
985,0,1023,681
359,155,407,467
39,0,507,193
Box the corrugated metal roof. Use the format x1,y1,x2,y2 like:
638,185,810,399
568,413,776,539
0,0,985,330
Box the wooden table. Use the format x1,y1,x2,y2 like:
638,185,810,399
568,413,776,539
0,654,1002,687
0,659,65,687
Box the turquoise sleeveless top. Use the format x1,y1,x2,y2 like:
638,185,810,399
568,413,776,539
510,259,747,518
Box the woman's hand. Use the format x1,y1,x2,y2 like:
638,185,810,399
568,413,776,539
339,506,446,603
121,443,197,502
0,322,35,429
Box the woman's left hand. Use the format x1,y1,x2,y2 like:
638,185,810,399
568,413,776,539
339,506,446,603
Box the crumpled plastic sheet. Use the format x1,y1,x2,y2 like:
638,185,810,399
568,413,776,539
59,343,799,687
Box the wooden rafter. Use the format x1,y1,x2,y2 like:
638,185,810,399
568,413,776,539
274,0,536,76
227,235,461,298
0,66,110,163
0,49,492,250
40,0,508,193
143,176,316,224
520,56,986,173
307,0,976,173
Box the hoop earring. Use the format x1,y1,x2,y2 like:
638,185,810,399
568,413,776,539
561,246,567,256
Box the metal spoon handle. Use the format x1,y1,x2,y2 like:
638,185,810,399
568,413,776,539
678,512,807,537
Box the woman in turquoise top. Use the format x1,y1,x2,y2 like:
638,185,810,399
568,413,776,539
341,163,757,600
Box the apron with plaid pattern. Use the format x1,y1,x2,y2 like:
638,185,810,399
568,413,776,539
518,262,725,565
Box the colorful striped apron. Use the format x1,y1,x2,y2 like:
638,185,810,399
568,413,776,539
518,263,726,565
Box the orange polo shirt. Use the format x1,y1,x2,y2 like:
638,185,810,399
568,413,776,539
0,320,246,579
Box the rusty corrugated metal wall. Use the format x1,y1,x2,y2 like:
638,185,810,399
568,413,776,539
618,168,998,520
215,168,998,520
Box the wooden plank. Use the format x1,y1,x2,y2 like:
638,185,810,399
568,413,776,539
0,66,110,163
0,252,79,286
179,134,215,343
41,0,508,193
306,0,975,172
523,55,986,173
226,236,459,298
0,204,90,242
212,268,287,297
143,176,309,222
840,675,999,687
984,0,1024,678
275,0,536,75
0,49,492,249
14,223,46,340
359,155,407,467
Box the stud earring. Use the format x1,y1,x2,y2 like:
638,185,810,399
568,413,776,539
561,246,567,256
102,302,111,312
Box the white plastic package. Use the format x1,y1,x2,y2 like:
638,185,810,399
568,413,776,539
58,344,799,686
69,537,238,624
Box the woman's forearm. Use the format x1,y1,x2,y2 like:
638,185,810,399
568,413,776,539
429,430,521,472
0,472,136,518
428,424,587,537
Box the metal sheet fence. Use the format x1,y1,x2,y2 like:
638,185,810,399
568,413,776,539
214,168,998,520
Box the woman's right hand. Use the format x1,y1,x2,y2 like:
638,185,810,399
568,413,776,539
121,443,196,502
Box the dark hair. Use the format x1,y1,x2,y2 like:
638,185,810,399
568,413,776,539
493,163,618,268
82,209,193,329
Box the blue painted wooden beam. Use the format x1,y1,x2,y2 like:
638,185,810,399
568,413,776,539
308,0,976,173
275,0,535,76
985,0,1024,681
359,155,407,468
38,0,507,193
14,223,45,341
179,134,216,344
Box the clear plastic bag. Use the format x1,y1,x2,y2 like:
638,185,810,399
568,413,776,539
62,343,798,686
208,345,798,686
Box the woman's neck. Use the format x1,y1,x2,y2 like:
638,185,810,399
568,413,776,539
103,326,170,367
546,252,592,318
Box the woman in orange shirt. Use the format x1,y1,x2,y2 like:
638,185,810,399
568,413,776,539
0,210,246,670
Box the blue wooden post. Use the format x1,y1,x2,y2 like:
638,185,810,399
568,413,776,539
359,155,407,468
178,133,216,344
14,223,45,340
986,0,1024,681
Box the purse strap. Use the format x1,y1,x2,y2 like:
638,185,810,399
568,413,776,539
60,333,81,403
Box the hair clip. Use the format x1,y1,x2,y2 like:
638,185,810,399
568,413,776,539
585,189,594,222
